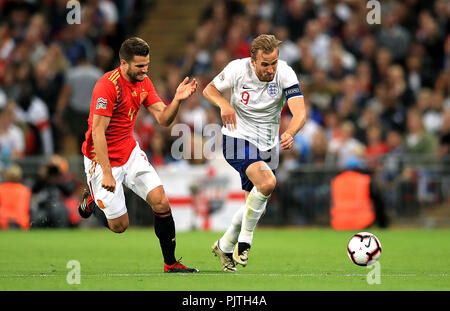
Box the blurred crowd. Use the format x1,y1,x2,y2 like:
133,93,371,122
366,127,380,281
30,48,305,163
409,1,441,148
0,0,449,228
154,0,450,170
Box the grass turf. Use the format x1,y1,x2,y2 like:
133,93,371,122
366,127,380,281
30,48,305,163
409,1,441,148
0,227,449,291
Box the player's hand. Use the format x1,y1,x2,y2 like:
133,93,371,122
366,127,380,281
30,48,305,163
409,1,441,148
221,104,237,131
174,77,198,101
102,173,116,193
280,132,294,150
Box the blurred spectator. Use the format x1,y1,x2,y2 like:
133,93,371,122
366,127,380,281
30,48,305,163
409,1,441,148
210,48,231,78
274,25,299,66
57,23,96,67
95,42,114,73
292,105,320,162
147,126,176,167
0,101,24,169
444,35,450,71
333,74,367,123
284,0,316,41
354,60,373,97
0,164,31,230
15,82,54,155
179,90,207,134
305,19,328,60
423,91,445,135
328,121,365,169
55,49,103,152
0,21,15,77
291,46,316,84
134,107,155,156
322,108,341,142
386,64,416,108
359,34,377,65
376,5,411,62
438,108,450,202
404,108,438,156
378,83,408,133
33,43,68,117
305,69,336,115
416,10,445,69
373,47,392,85
309,127,329,167
405,54,434,96
23,13,48,66
382,128,406,182
356,105,380,143
320,38,356,78
365,124,388,171
224,23,250,60
437,108,450,159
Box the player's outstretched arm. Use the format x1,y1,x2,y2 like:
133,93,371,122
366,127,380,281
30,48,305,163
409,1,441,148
92,114,116,192
280,96,306,150
203,81,236,130
147,77,198,126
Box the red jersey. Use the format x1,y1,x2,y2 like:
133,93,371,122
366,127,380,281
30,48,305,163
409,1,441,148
81,67,162,166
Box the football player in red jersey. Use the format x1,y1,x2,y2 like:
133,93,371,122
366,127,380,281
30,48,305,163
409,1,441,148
79,37,199,273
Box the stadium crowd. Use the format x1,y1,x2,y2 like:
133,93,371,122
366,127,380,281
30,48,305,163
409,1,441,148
0,0,449,228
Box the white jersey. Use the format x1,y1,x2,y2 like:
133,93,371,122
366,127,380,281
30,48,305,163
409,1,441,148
213,58,302,151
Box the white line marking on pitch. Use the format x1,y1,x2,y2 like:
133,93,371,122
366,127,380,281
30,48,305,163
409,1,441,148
0,273,447,278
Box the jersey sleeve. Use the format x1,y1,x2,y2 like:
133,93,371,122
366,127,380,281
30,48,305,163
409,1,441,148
143,78,163,108
281,63,303,100
213,59,241,92
91,78,117,117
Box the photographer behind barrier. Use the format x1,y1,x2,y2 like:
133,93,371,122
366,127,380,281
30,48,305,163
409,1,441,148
30,157,76,228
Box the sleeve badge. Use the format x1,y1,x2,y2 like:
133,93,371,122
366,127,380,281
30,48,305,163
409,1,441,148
96,97,107,109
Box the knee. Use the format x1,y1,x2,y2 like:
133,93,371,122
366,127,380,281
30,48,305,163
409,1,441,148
109,222,128,233
258,175,277,196
149,194,170,214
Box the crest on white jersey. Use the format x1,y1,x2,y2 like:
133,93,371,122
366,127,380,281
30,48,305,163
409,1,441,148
267,83,279,97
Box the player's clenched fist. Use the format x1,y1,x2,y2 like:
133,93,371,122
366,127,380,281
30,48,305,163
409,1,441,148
221,103,237,131
102,173,116,193
280,132,294,150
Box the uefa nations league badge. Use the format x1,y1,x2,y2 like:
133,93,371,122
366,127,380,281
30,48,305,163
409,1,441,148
267,83,279,97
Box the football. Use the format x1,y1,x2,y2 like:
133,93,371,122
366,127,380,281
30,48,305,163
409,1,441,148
347,232,382,266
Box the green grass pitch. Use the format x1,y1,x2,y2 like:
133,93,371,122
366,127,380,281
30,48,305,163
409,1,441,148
0,227,449,291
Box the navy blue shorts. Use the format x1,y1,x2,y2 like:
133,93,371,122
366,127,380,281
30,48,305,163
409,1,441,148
222,135,278,192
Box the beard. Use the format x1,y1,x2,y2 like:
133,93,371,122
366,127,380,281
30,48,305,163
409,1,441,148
255,70,274,82
127,68,146,83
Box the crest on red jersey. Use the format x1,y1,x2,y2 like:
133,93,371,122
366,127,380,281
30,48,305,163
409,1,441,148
140,92,148,104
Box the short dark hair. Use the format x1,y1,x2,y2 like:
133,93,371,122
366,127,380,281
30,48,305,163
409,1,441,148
119,37,150,62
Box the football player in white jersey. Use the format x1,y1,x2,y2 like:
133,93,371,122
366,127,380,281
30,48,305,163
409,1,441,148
203,34,306,271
